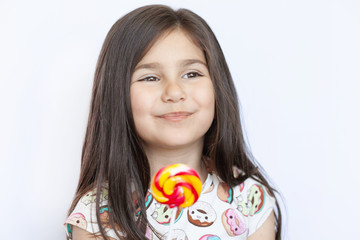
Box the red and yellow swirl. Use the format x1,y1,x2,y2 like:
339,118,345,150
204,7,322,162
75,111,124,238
151,164,202,208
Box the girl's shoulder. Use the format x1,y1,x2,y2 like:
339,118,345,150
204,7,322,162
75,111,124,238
64,187,125,240
233,176,276,236
204,168,276,237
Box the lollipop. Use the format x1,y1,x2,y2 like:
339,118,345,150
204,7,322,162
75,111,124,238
151,163,202,208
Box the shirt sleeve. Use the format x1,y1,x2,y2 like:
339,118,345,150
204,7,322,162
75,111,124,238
233,177,276,236
64,188,125,240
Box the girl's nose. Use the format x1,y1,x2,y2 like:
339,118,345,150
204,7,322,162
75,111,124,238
161,80,186,103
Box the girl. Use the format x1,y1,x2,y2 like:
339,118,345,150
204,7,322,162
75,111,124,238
65,4,282,240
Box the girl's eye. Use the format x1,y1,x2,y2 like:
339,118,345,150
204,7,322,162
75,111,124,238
140,76,159,82
183,72,202,79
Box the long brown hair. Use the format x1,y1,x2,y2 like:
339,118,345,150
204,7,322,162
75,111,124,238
68,4,282,240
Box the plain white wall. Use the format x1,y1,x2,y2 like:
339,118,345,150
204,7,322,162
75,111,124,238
1,0,359,239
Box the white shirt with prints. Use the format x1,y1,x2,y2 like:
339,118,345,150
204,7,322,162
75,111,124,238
65,172,275,239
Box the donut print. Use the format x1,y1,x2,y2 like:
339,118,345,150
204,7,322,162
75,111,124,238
217,182,233,203
203,181,215,194
188,201,216,227
145,225,153,240
199,234,221,240
165,229,188,240
151,203,183,225
81,188,108,206
221,208,248,237
67,212,87,229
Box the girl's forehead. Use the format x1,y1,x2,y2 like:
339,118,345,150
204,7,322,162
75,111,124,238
137,29,205,66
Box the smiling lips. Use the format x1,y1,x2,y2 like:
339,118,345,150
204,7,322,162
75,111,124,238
158,111,193,121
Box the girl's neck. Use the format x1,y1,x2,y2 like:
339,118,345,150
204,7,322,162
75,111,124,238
145,142,208,185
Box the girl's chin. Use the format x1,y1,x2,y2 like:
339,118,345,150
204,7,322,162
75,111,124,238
145,138,203,150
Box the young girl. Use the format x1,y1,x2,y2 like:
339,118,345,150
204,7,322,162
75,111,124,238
65,4,282,240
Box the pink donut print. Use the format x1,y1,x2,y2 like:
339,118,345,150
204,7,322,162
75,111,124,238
67,212,87,229
221,208,248,237
240,182,244,192
145,225,153,240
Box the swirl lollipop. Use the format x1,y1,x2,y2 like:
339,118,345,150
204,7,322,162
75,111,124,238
151,163,202,208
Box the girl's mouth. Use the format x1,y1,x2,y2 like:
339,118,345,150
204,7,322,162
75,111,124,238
158,111,192,121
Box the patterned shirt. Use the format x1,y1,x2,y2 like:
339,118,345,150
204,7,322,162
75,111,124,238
65,172,275,239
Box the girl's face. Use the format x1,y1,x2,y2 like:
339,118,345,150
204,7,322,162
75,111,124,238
130,29,215,151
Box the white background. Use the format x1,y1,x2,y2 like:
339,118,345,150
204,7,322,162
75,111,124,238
1,0,359,239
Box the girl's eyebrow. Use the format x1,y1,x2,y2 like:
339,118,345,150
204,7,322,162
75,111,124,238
134,62,161,71
134,59,207,72
180,59,207,68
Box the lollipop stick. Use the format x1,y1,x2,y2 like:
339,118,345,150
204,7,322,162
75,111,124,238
167,206,177,240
